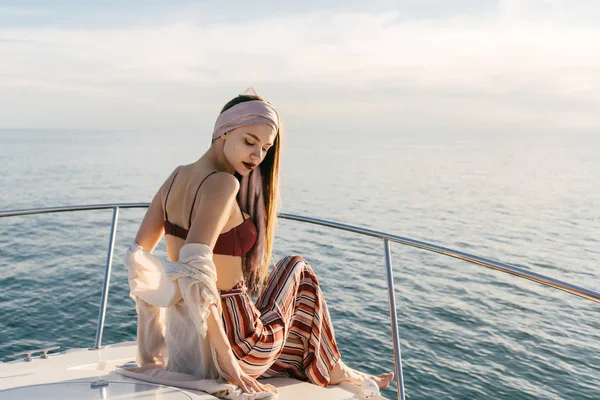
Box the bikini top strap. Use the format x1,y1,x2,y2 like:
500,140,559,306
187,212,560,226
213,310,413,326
188,171,219,228
164,166,182,221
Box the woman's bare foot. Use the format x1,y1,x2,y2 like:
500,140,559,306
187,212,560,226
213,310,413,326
330,359,394,389
360,371,395,390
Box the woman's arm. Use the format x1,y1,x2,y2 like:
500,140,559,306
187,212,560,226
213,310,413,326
134,190,165,253
185,173,266,394
134,166,182,253
185,172,238,354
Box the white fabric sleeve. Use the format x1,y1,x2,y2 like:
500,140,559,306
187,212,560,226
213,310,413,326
124,242,182,307
164,243,221,339
123,242,176,367
161,243,224,379
124,242,221,370
132,296,168,367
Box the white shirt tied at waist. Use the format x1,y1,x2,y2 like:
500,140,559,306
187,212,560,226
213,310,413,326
119,242,277,400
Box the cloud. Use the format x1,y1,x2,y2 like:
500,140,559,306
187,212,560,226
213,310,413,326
0,4,599,131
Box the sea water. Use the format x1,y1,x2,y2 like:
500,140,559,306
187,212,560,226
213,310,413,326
1,128,598,399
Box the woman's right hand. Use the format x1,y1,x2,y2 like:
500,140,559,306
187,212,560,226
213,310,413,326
216,348,267,394
205,305,270,394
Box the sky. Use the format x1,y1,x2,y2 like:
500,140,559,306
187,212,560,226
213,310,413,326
0,0,598,134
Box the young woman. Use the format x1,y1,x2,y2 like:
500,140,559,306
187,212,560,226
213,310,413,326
125,93,394,396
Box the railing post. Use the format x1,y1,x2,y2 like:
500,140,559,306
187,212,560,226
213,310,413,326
92,206,119,349
384,238,406,400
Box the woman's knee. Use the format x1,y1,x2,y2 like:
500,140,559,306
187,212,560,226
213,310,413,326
278,255,313,274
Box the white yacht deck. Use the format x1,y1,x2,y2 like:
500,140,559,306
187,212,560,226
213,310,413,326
0,342,379,399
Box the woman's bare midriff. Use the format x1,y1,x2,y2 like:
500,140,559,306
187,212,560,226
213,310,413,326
162,164,247,291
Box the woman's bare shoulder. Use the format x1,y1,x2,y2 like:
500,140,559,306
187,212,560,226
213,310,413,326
188,172,240,234
201,171,240,198
159,165,184,192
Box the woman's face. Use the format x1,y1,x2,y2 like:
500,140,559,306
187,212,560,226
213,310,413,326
223,123,277,176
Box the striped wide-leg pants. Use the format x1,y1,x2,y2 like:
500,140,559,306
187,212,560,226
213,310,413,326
220,255,341,387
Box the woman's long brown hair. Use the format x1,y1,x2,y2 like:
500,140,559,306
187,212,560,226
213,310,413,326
220,94,281,296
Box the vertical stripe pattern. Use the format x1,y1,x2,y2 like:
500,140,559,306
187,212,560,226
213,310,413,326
220,255,341,387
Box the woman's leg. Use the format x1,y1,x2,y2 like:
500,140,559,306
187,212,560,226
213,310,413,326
329,359,395,389
222,255,393,388
257,255,394,389
255,255,341,387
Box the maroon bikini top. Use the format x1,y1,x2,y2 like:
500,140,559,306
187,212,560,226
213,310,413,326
163,169,257,257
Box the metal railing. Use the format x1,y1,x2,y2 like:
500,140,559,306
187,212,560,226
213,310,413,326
1,203,599,400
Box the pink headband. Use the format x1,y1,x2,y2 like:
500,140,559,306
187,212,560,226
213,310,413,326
212,100,279,140
213,100,279,294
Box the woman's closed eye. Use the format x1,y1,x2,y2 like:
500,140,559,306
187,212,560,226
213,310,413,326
245,139,270,152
